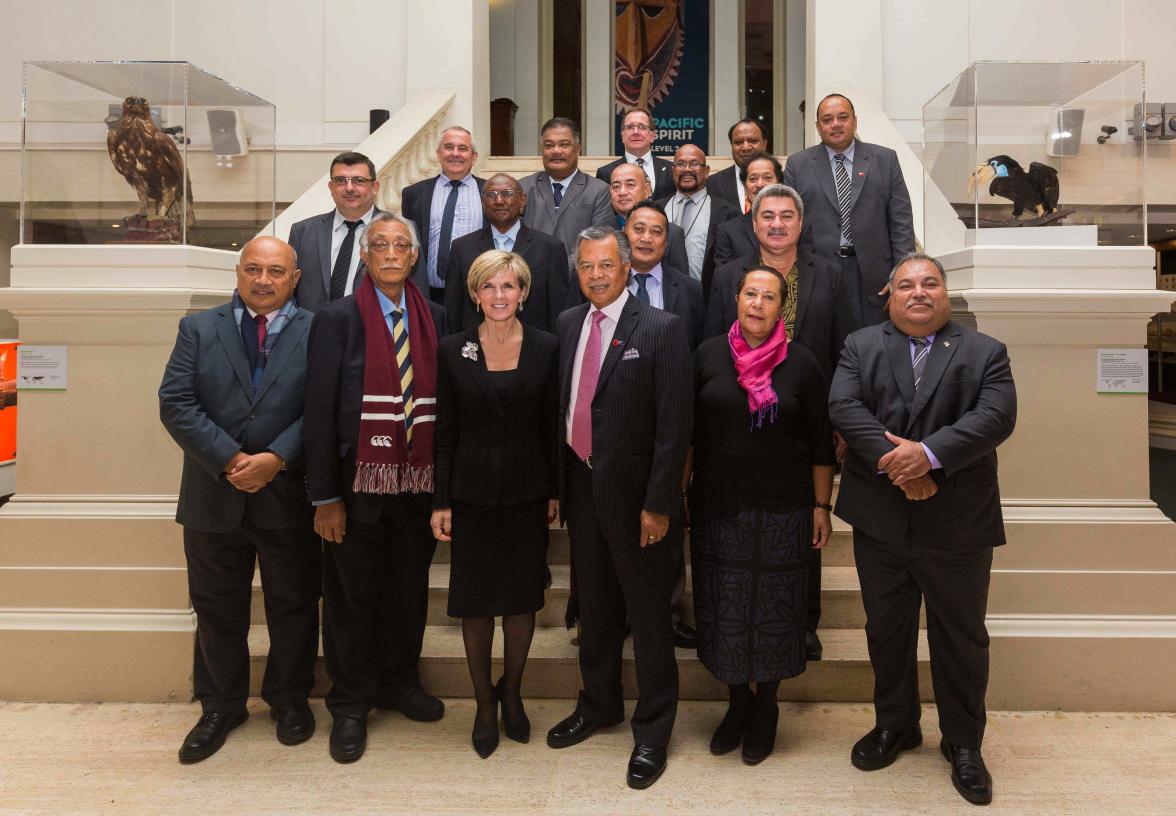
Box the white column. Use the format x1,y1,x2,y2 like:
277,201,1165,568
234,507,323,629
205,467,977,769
582,0,613,155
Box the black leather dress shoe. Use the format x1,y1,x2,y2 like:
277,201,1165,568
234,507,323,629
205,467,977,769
329,715,367,764
271,699,315,746
940,738,993,805
546,709,624,749
806,630,823,661
850,725,922,770
671,619,698,649
626,744,667,789
178,710,248,764
383,686,445,722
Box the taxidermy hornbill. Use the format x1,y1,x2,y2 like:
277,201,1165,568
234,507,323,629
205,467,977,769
967,155,1059,219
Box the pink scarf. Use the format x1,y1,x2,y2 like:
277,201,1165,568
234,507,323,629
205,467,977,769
728,318,789,428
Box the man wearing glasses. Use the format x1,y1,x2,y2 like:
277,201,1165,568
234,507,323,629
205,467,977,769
658,144,740,286
289,151,384,313
596,108,674,200
401,126,487,304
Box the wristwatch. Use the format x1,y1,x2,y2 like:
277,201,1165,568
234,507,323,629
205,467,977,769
815,502,833,511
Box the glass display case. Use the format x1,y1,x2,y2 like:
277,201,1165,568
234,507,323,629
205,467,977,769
21,61,275,249
923,61,1146,246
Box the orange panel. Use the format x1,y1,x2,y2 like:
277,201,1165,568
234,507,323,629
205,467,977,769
0,341,19,463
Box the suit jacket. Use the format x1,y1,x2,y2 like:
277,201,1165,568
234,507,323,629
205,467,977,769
658,193,741,287
432,324,559,509
710,213,757,287
444,223,569,333
595,155,676,200
557,296,693,546
705,164,742,210
519,170,614,261
565,264,703,351
828,320,1017,551
159,301,313,534
303,287,448,524
289,207,386,313
401,174,488,291
703,251,846,382
782,140,915,307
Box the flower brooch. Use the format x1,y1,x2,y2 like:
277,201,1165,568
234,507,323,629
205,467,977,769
461,341,479,362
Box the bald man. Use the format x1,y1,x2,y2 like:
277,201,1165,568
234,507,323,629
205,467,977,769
160,236,321,763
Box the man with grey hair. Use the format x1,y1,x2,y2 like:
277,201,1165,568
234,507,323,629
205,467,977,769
401,126,487,303
548,226,692,790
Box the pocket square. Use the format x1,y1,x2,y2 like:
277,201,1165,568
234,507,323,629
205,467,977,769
623,348,640,360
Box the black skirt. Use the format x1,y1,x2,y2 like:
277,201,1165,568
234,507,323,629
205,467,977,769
446,497,548,618
691,504,811,683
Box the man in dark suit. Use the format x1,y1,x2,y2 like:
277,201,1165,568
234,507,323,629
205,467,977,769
160,236,320,763
444,173,568,332
595,108,675,199
605,162,689,282
659,144,740,287
782,94,915,334
289,151,383,312
304,213,449,764
712,153,784,276
520,117,613,261
829,253,1016,806
400,126,487,303
547,226,693,790
706,118,770,211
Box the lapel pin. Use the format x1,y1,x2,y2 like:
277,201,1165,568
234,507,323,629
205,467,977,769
944,341,951,347
611,339,623,347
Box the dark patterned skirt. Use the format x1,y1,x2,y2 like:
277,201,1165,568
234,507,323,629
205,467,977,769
447,498,548,618
691,504,812,684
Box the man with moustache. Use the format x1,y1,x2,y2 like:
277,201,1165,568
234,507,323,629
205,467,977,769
783,94,914,333
547,227,692,789
443,173,568,332
401,126,487,303
660,144,739,287
289,151,383,312
828,254,1016,806
606,163,688,288
160,236,319,763
706,118,771,211
520,117,613,261
596,108,675,199
712,153,784,276
304,213,449,764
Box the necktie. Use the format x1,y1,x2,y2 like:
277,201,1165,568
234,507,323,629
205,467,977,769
330,219,361,301
497,233,513,252
391,309,415,446
570,311,607,462
912,336,930,391
633,273,651,304
635,156,649,190
251,313,268,391
552,182,564,208
635,157,646,169
834,154,855,245
436,179,462,282
675,197,692,229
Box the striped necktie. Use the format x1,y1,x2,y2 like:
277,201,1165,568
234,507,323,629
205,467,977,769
912,336,930,391
834,153,855,245
391,309,415,445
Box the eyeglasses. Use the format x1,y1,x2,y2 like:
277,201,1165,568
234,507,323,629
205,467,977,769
622,123,652,132
673,160,704,169
330,176,374,187
482,189,518,200
367,240,414,254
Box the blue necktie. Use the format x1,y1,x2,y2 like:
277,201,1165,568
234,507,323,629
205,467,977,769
436,179,461,281
634,273,651,305
552,182,564,208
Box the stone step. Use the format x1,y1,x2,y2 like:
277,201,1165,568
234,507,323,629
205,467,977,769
247,624,932,702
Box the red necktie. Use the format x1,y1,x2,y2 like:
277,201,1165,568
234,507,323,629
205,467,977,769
570,311,607,462
255,313,268,354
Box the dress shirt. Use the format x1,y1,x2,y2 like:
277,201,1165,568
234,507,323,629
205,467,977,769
669,190,711,280
825,142,856,247
625,150,656,192
427,174,482,287
735,171,747,213
565,289,630,445
908,330,941,469
330,206,376,296
548,169,579,205
626,263,664,310
492,220,522,251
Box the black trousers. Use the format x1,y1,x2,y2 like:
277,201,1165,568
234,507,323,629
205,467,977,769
667,506,688,618
853,529,993,749
838,254,890,335
322,492,436,718
183,522,321,714
565,454,678,748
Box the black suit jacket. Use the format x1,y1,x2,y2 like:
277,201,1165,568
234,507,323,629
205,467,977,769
703,251,847,381
705,165,741,209
596,155,675,199
433,324,559,509
557,296,693,546
658,193,740,287
828,320,1017,551
303,286,448,524
564,264,704,351
289,207,386,313
401,174,487,291
711,213,757,288
444,223,569,333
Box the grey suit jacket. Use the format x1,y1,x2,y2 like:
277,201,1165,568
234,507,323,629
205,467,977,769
782,140,915,307
828,320,1017,551
288,207,386,313
520,170,614,260
159,301,313,534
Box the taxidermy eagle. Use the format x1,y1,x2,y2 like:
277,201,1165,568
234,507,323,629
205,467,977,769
107,96,195,227
967,155,1059,219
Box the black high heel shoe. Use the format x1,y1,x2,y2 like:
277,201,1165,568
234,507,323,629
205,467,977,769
472,688,500,759
496,676,531,744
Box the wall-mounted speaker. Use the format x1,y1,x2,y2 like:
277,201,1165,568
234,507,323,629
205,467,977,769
1046,107,1084,157
370,109,390,133
207,108,248,157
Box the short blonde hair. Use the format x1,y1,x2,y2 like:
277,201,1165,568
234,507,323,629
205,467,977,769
466,250,532,303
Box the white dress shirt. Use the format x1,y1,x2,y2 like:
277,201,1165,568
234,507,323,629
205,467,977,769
330,206,376,296
626,263,665,310
549,169,579,206
566,289,630,445
492,220,522,251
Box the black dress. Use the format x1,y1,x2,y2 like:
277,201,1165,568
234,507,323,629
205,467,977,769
433,325,560,619
690,336,834,683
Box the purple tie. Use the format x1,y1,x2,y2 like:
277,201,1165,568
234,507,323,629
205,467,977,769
570,311,607,462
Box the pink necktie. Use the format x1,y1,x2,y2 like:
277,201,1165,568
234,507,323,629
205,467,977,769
570,311,607,462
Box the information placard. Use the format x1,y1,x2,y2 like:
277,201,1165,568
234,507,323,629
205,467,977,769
1096,348,1147,394
17,345,67,390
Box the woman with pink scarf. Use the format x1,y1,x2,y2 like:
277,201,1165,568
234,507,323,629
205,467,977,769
688,265,835,765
